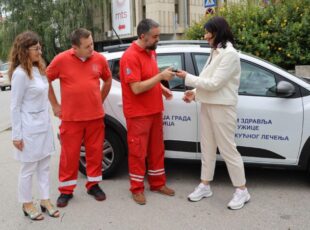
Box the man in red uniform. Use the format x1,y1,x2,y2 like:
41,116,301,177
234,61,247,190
47,28,112,207
120,19,175,205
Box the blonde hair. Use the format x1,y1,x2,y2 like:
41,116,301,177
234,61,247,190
8,31,46,80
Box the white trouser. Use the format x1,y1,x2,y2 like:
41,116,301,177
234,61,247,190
18,155,51,203
200,103,246,187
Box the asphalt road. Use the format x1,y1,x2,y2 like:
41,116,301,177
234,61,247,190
1,88,310,230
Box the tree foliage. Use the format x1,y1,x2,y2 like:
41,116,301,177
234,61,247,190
0,0,101,63
185,0,310,69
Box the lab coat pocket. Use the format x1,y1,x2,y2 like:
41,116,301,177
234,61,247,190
22,109,49,134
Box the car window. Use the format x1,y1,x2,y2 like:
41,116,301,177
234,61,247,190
109,55,185,90
157,54,184,90
239,61,277,97
192,53,210,74
110,59,120,81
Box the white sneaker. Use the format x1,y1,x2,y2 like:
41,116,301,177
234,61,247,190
227,188,251,210
188,183,213,202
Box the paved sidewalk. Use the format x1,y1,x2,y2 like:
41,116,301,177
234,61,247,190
1,126,310,229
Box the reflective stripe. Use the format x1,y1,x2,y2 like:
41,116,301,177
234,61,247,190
148,171,165,176
148,169,164,173
131,177,144,182
87,175,102,182
129,173,144,182
129,173,144,179
148,169,165,176
59,180,77,187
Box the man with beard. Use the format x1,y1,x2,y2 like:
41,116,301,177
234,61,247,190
120,19,175,205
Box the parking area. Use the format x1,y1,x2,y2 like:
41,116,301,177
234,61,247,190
1,124,310,229
1,82,310,230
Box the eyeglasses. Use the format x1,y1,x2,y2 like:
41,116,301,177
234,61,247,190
28,47,42,52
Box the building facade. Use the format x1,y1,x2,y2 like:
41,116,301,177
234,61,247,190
92,0,260,50
93,0,206,50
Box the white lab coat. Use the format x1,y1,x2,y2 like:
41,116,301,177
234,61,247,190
10,66,55,162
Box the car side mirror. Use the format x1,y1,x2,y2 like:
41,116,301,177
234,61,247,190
276,81,295,97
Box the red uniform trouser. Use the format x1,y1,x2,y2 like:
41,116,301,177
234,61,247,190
58,118,104,194
126,112,166,194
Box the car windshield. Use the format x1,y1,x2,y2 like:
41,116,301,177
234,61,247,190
0,63,9,71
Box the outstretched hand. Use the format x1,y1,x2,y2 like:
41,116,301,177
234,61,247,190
161,68,175,81
162,85,173,100
183,90,195,103
175,70,187,79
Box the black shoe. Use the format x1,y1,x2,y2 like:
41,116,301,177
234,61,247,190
87,184,106,201
57,193,73,208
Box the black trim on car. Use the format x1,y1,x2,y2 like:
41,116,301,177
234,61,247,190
164,140,197,153
104,114,128,154
300,86,310,97
164,140,285,159
297,137,310,170
236,146,285,159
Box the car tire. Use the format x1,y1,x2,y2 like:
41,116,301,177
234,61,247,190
0,87,5,91
79,124,126,179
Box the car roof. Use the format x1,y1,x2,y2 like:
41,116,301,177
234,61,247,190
101,43,211,60
102,40,210,52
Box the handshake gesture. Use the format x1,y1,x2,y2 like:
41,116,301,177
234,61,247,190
160,67,195,103
173,69,195,103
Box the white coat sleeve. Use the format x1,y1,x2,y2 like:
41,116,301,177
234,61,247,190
185,52,239,91
10,71,28,140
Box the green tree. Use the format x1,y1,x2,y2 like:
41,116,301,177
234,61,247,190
0,0,99,63
186,0,310,69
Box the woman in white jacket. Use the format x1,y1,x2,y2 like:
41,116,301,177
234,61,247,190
176,17,250,210
9,31,59,220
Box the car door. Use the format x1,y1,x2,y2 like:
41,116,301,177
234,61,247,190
192,53,303,165
157,53,198,159
236,60,303,165
191,53,210,159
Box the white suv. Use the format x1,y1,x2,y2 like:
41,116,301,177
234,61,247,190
0,62,10,91
78,41,310,178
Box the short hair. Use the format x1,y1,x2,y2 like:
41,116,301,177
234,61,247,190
137,19,159,38
204,16,235,48
70,28,92,46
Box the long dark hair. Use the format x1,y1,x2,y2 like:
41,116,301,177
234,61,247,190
204,16,235,49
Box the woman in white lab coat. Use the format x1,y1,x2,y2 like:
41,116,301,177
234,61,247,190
9,31,59,220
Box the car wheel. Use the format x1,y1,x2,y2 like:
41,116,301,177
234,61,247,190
79,126,126,178
0,87,5,91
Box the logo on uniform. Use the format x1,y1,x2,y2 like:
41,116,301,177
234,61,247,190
126,67,131,75
92,64,99,73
